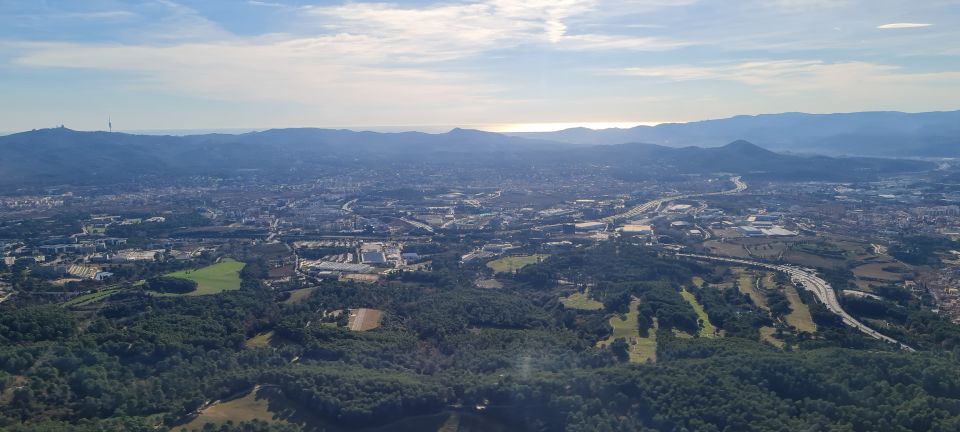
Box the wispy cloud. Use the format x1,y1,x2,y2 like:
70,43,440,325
10,38,507,124
247,0,285,7
612,60,960,97
877,23,932,29
60,10,138,20
304,0,690,61
0,0,701,127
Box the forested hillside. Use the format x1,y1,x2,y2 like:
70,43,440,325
2,242,960,431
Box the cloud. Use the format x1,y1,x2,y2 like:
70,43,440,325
612,59,960,98
145,0,232,41
304,0,690,61
10,38,509,124
760,0,852,10
60,10,138,20
247,1,285,7
558,34,692,51
877,23,932,29
0,0,703,128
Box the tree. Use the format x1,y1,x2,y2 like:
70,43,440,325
144,277,198,294
610,338,630,361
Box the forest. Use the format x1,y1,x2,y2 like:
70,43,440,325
2,241,960,431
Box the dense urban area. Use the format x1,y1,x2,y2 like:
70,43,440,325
3,124,960,432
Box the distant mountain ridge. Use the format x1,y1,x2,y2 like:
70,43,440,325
0,126,933,189
509,110,960,156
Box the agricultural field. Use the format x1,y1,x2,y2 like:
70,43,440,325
708,237,865,269
742,240,791,260
486,254,549,274
282,286,318,304
348,308,383,331
596,298,656,363
560,289,603,311
163,258,245,296
790,241,847,260
853,262,908,282
680,289,718,338
703,240,751,259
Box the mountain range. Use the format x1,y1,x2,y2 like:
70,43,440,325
0,117,938,189
510,110,960,157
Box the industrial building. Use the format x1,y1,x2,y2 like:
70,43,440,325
619,224,653,235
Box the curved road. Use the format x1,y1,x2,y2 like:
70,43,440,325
677,253,915,352
601,176,747,223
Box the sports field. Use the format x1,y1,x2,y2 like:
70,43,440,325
63,286,122,307
737,271,768,309
783,286,817,333
244,331,275,349
680,289,717,338
759,272,817,334
164,258,245,296
486,254,549,273
760,326,785,348
560,287,603,310
596,298,657,363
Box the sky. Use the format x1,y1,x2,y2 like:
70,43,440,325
1,0,959,133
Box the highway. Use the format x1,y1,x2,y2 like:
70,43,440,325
676,252,915,352
399,217,435,233
601,176,747,223
341,198,358,213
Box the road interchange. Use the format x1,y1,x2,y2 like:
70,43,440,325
601,176,747,223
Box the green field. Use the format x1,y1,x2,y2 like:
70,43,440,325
760,326,785,348
182,386,288,430
783,286,817,333
560,291,604,311
163,258,245,296
486,254,549,274
680,289,717,338
597,298,656,363
63,286,122,307
244,331,275,348
737,272,768,309
475,278,504,289
282,287,318,304
761,272,777,290
757,272,817,334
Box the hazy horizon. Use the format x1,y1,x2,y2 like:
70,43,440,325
4,107,959,137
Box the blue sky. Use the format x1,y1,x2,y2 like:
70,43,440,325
1,0,958,132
